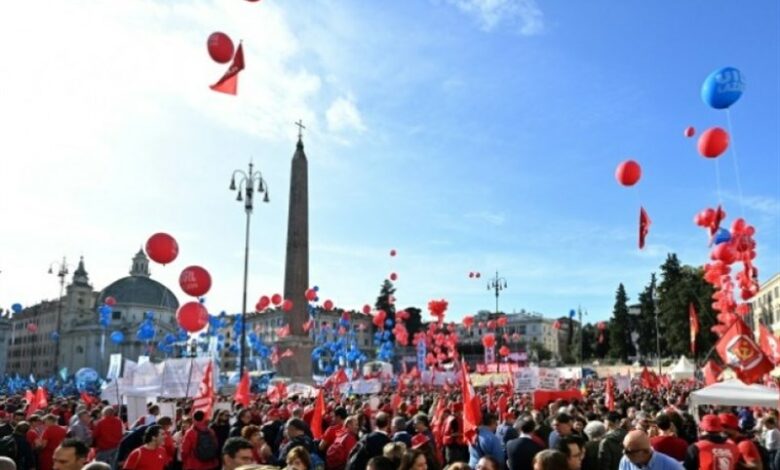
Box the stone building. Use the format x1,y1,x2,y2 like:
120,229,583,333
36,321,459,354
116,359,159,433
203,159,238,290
7,250,180,377
749,272,780,334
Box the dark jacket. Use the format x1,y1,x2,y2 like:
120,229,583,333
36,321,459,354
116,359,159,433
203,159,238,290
13,432,36,470
277,434,315,466
506,436,544,470
346,431,391,470
598,428,627,470
210,422,231,453
117,424,152,464
497,423,519,447
229,422,247,438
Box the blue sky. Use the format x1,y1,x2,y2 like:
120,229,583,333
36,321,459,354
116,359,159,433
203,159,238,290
0,0,777,324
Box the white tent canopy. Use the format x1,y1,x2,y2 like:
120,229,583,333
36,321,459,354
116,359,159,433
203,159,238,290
689,379,779,410
669,356,695,380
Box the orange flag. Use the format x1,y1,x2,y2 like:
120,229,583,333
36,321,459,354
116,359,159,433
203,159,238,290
689,303,700,354
210,43,245,95
234,370,251,408
310,389,325,440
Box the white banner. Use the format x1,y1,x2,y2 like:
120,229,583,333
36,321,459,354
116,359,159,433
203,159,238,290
538,368,561,389
338,378,381,395
126,396,148,430
421,371,458,386
615,374,631,393
514,367,539,393
138,356,150,366
107,354,123,380
157,402,176,421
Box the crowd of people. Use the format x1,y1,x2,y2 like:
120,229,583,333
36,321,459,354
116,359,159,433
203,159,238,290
0,377,779,470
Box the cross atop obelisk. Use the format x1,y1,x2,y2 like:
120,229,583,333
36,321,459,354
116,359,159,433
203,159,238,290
294,120,306,141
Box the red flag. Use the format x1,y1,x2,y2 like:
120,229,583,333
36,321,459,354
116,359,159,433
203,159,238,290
460,362,481,444
716,316,774,384
702,360,723,385
486,382,495,412
640,367,660,391
310,389,325,440
689,303,700,354
605,376,615,411
639,206,651,249
80,391,97,408
234,370,251,408
35,387,49,410
759,323,780,364
25,389,38,417
267,381,288,404
497,394,508,420
191,361,215,418
210,43,245,95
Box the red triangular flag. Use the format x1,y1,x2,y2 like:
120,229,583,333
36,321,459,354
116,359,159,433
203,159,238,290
310,389,325,440
639,206,651,249
191,361,215,418
758,323,780,364
689,303,700,354
460,362,481,444
210,43,245,95
716,316,774,384
640,367,659,391
234,371,251,408
702,360,723,385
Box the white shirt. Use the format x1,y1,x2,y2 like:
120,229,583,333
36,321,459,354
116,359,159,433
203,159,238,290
764,428,780,450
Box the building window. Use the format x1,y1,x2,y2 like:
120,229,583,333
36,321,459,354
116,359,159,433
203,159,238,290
113,311,122,320
76,346,84,354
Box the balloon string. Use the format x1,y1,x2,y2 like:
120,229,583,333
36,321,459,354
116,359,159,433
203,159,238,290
725,110,745,218
714,157,723,206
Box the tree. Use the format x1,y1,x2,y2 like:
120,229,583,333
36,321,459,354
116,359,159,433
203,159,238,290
608,284,632,363
529,340,552,362
656,254,717,359
594,321,611,359
636,273,659,359
571,323,596,363
374,280,396,329
403,307,423,337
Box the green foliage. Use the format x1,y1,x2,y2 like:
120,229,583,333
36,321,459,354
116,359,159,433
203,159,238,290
637,273,659,358
608,283,632,363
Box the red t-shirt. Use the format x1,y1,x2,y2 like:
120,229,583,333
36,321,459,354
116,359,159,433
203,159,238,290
40,425,68,470
122,446,169,470
650,435,688,461
730,437,762,465
93,416,124,450
322,423,345,447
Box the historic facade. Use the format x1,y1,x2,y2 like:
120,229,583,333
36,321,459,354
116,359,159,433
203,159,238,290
7,251,180,377
749,272,780,335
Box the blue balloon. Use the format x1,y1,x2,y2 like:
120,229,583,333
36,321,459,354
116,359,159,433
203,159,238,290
714,228,732,245
164,334,176,344
11,303,23,314
385,319,394,328
313,286,319,292
75,367,99,384
50,332,60,341
99,305,112,316
701,67,745,110
110,331,124,344
145,311,155,320
569,309,576,318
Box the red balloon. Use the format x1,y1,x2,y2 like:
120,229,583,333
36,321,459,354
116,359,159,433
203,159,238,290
323,299,334,310
615,160,642,187
698,127,729,158
27,323,37,333
145,233,179,265
389,272,398,281
390,249,397,257
482,334,496,348
499,345,510,357
176,302,209,333
684,126,695,138
179,266,212,297
207,32,234,64
463,316,474,328
712,243,738,265
105,296,116,306
475,272,481,278
496,317,508,328
271,294,282,305
362,304,371,315
282,299,293,312
305,289,317,302
258,295,270,310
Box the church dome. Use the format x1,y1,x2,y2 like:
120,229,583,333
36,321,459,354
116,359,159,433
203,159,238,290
97,250,179,310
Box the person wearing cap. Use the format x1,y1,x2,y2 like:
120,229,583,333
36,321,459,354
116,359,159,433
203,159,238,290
650,413,687,462
599,411,627,470
442,403,467,465
719,413,763,470
506,417,544,470
619,430,683,470
276,418,315,466
683,415,739,470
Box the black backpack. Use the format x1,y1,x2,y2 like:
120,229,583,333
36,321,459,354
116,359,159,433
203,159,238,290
0,435,17,460
195,428,218,461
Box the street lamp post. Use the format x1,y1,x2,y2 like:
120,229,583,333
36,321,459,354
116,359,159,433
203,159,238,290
229,161,269,375
487,271,508,315
48,257,72,375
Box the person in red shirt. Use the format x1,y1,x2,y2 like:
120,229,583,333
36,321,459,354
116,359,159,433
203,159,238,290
92,406,124,466
720,413,763,469
156,416,176,463
122,425,170,470
181,410,219,470
649,413,688,461
37,414,68,470
319,407,348,453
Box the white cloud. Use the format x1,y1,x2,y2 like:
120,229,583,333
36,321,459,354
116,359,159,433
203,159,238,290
444,0,544,34
326,96,367,134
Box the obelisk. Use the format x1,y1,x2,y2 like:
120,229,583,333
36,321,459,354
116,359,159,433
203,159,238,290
278,121,313,382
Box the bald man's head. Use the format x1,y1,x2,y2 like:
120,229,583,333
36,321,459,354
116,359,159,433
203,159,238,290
622,430,652,465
